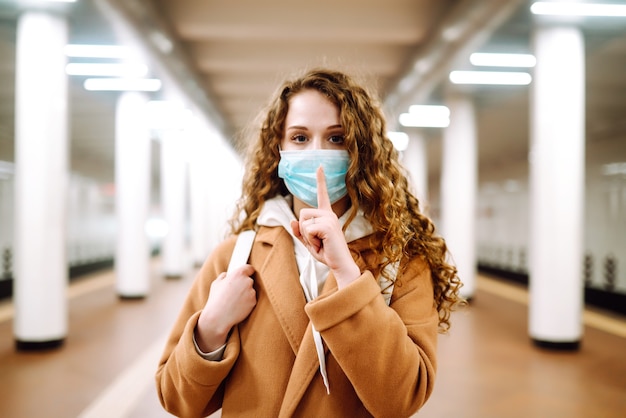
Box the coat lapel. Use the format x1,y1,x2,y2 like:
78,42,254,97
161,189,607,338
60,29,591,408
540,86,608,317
254,227,309,355
279,272,338,416
254,226,365,416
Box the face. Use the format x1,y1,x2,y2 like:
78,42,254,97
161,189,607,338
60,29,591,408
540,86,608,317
279,89,351,217
281,89,346,151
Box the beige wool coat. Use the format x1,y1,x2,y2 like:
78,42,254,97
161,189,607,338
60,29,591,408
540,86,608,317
155,225,439,418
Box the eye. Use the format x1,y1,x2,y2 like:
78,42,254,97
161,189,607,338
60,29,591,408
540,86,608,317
329,135,345,145
291,134,308,143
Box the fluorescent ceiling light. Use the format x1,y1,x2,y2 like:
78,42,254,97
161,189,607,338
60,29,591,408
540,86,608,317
399,113,450,128
470,53,536,68
66,63,148,77
84,78,162,92
400,105,451,128
65,44,129,59
530,2,626,17
399,105,450,128
449,71,532,85
408,105,450,119
387,131,409,151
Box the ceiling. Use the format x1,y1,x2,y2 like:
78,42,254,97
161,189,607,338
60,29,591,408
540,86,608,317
0,0,625,188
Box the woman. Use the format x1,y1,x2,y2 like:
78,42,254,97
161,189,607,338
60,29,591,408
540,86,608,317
155,69,463,417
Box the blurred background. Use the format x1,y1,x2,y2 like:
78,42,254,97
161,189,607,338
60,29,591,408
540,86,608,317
0,0,625,417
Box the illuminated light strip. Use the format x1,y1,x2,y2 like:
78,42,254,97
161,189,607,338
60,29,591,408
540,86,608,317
449,71,532,85
530,1,626,17
399,113,450,128
470,53,536,68
387,131,409,151
66,63,148,77
84,78,162,92
408,104,450,118
399,104,451,128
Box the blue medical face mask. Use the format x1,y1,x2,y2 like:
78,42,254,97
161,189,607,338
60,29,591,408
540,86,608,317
278,149,350,208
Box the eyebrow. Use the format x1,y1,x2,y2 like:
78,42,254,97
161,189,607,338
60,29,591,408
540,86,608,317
285,124,343,130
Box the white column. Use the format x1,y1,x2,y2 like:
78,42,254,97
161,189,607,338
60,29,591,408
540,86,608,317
403,130,429,212
13,12,69,349
85,181,102,261
204,136,244,247
115,92,151,297
67,176,82,266
160,130,188,277
188,126,213,266
0,168,13,270
440,93,477,299
529,23,585,349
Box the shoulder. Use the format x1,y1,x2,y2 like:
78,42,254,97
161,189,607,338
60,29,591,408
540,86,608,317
394,255,433,299
213,234,239,260
211,226,293,267
195,234,238,276
254,225,293,249
402,255,431,278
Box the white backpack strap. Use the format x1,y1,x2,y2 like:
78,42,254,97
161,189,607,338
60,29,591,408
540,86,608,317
227,230,257,274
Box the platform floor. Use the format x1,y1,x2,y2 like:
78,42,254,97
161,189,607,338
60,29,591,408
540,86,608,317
0,258,625,418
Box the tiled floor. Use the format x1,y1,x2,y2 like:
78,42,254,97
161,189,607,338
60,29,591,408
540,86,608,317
0,259,624,418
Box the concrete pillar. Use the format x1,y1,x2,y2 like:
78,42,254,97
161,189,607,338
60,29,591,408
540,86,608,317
0,164,14,274
115,92,151,297
188,125,213,266
160,129,188,277
440,93,477,300
529,23,585,349
204,137,244,248
404,130,429,213
13,11,69,349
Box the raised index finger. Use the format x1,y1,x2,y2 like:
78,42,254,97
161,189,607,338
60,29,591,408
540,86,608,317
316,165,332,210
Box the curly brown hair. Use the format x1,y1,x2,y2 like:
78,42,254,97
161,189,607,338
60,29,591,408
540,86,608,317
230,68,463,332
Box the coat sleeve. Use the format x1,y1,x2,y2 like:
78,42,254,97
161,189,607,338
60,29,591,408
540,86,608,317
304,257,439,418
155,236,240,418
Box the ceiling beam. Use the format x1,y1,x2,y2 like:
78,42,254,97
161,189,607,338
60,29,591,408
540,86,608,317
384,0,527,126
93,0,234,142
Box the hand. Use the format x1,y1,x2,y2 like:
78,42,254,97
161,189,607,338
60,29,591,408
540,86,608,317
195,264,257,352
290,166,361,289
